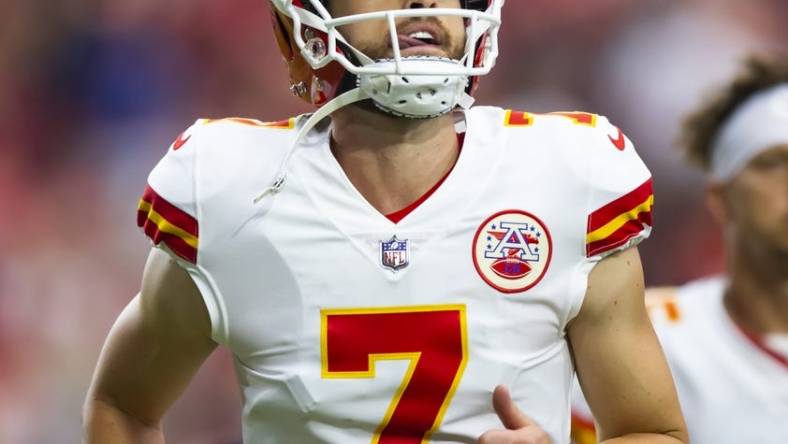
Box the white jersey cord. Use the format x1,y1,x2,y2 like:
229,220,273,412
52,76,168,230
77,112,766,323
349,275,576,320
253,84,474,204
253,87,370,204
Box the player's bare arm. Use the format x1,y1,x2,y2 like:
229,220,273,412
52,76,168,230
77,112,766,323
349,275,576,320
83,248,216,444
568,248,688,444
478,248,688,444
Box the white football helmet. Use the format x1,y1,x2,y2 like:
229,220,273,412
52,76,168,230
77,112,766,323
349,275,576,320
257,0,504,203
270,0,504,118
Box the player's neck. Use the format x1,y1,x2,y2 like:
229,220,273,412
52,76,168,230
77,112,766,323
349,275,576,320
725,243,788,335
329,105,460,216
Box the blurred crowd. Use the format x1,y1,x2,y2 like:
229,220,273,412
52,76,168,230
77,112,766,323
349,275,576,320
1,1,787,442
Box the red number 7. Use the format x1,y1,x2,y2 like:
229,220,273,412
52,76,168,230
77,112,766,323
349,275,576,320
321,305,468,444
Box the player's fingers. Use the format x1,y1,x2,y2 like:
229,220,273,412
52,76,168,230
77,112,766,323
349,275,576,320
492,385,536,430
477,428,551,444
518,427,551,444
476,429,508,444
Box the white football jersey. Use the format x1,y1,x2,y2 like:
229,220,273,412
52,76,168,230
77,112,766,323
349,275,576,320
137,107,653,444
571,276,788,444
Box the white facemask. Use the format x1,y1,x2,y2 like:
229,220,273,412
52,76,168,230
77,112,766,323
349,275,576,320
272,0,503,118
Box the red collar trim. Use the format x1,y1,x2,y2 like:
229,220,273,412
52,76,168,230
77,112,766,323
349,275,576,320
385,133,465,224
734,324,788,369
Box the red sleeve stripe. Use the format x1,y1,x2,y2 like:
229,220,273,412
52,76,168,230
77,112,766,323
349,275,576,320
138,186,198,236
137,186,199,263
587,179,653,233
140,216,198,263
586,216,650,257
585,179,653,257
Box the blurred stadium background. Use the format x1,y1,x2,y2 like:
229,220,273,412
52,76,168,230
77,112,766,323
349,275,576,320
1,1,786,442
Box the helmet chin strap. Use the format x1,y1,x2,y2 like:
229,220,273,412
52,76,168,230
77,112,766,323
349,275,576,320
254,74,474,205
254,87,370,204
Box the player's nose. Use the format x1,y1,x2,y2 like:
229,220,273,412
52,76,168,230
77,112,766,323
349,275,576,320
405,1,440,9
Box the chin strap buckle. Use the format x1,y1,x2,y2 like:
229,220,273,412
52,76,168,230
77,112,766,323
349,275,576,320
253,175,287,204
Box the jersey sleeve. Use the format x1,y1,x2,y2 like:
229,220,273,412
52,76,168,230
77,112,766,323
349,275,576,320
583,117,653,261
137,120,202,264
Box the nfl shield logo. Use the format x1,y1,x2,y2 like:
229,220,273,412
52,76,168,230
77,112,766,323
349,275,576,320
380,236,409,272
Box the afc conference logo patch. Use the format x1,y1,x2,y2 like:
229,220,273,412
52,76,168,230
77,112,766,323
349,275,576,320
472,210,552,293
380,235,409,272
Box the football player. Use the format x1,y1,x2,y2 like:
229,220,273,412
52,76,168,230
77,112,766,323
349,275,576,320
84,1,688,443
571,55,788,444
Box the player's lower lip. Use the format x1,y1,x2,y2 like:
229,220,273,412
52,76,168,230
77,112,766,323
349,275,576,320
398,34,441,48
397,46,447,57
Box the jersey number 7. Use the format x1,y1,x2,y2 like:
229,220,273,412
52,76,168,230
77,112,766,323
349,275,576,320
321,305,468,444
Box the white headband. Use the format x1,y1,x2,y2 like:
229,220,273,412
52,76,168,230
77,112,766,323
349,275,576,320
711,83,788,181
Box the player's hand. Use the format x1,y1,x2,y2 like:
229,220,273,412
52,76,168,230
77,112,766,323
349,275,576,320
477,385,551,444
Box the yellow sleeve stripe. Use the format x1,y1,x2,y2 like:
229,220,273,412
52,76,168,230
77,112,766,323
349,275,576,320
138,200,199,249
586,195,653,244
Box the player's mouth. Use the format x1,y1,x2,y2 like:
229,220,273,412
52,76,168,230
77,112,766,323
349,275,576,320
395,23,447,57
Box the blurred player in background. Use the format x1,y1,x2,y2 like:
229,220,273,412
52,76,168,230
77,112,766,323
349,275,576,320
84,1,688,443
572,55,788,444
